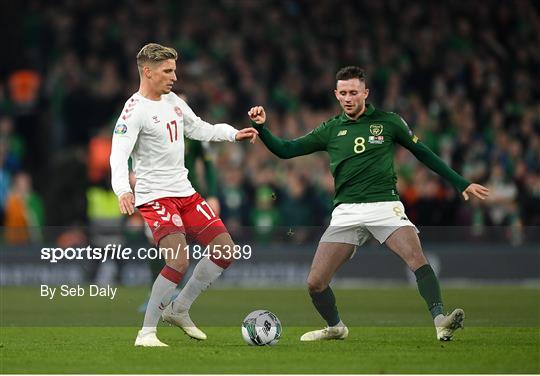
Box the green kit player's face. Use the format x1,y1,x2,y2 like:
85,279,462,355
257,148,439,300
334,79,369,119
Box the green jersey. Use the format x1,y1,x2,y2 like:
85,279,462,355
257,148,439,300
253,103,470,206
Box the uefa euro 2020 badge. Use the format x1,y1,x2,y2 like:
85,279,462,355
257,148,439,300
114,123,128,135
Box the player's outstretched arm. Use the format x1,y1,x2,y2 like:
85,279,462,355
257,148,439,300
178,95,257,143
406,142,491,201
248,106,325,159
397,125,489,201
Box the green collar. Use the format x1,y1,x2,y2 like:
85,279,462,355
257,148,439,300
340,103,375,122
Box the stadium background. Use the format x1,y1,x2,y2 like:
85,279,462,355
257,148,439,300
0,0,539,283
1,1,539,374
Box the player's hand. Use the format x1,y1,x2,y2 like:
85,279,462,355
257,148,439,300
248,106,266,124
206,197,221,216
119,192,135,215
462,183,489,201
235,127,259,143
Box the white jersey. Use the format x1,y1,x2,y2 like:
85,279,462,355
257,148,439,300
110,92,238,206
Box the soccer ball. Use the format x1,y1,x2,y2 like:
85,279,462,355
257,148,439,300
241,310,282,346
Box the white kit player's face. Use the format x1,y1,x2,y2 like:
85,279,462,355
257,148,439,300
149,59,177,95
335,79,369,119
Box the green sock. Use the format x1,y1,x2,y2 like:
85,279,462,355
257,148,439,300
310,286,341,327
414,264,444,318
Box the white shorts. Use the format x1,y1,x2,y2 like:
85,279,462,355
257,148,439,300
320,201,418,246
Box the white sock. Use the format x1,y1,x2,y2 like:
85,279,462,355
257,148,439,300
141,268,182,334
331,320,345,328
172,258,225,313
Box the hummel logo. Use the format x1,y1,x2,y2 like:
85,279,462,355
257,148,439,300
337,130,347,136
152,116,160,124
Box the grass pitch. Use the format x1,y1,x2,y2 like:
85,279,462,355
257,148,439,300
1,286,539,373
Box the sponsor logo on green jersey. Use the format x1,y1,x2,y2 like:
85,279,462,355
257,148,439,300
368,135,384,144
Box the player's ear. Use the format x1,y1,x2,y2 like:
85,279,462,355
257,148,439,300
334,89,339,100
363,88,369,99
143,65,152,79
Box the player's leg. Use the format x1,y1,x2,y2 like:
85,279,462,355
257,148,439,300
163,193,231,340
384,226,438,312
135,199,188,346
173,194,232,314
308,242,355,325
164,233,233,341
137,257,164,312
135,232,189,346
138,223,165,313
384,226,464,340
171,232,234,314
301,204,367,341
300,241,355,341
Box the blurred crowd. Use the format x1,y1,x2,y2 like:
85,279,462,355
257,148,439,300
1,0,539,245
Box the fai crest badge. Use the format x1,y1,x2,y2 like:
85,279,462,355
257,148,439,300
174,106,183,117
369,124,384,136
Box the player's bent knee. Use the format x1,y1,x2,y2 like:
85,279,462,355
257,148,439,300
208,233,236,265
307,276,328,294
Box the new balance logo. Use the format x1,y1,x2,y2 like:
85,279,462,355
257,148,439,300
337,130,347,136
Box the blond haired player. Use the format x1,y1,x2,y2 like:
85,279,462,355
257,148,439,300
110,43,258,346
